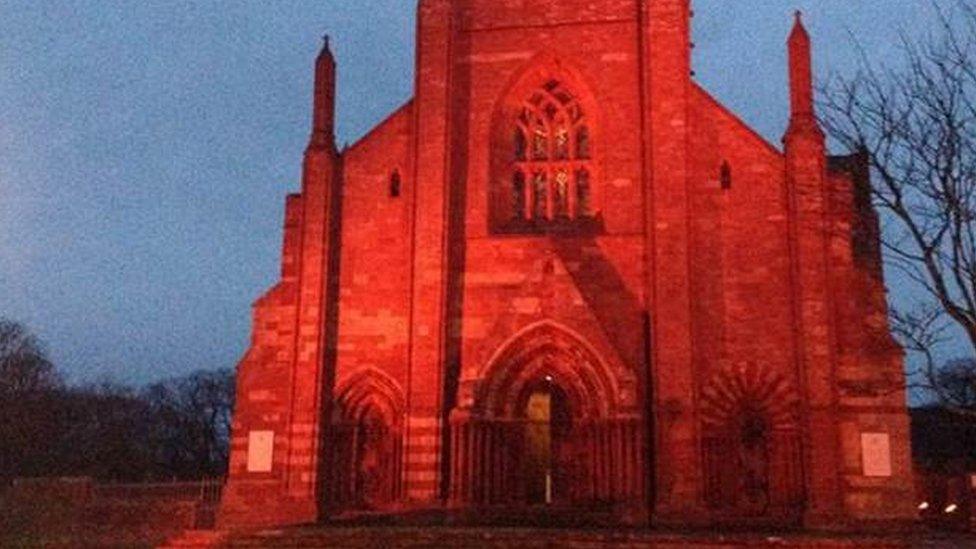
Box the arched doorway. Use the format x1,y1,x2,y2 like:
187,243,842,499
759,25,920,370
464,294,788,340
520,379,572,505
352,410,398,507
700,364,805,523
326,369,405,511
449,323,644,510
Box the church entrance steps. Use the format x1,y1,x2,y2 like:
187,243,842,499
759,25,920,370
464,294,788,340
325,505,625,528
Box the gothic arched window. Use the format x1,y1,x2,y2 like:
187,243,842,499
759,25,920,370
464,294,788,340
510,80,594,224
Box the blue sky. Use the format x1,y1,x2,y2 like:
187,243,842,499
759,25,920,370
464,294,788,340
0,1,956,385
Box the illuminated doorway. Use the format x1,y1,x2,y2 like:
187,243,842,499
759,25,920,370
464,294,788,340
448,323,645,510
522,378,572,505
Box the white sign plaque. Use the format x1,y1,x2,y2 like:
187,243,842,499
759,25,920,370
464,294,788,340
247,430,275,473
861,432,892,477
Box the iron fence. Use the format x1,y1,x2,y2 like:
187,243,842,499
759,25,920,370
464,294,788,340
92,478,223,504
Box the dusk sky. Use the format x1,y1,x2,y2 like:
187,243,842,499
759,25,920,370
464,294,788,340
0,1,957,386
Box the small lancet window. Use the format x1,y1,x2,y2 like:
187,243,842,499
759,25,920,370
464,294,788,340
390,170,402,198
720,161,732,191
532,172,548,220
513,171,526,219
576,168,592,216
532,127,548,160
576,126,591,160
554,128,570,160
515,129,527,161
554,170,569,217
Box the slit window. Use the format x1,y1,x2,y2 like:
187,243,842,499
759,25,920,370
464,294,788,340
390,170,402,198
720,161,732,191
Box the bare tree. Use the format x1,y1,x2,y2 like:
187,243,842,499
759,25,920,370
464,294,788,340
0,319,63,484
143,368,235,479
0,319,61,398
935,358,976,409
819,2,976,414
0,318,238,481
55,383,156,482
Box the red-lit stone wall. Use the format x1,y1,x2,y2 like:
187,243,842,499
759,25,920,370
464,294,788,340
219,0,917,530
335,103,414,394
453,11,646,408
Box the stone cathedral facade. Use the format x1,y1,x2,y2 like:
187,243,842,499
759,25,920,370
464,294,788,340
219,1,916,529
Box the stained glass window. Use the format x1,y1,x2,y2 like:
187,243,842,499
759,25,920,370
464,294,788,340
532,128,548,160
576,126,590,160
554,170,569,217
533,172,548,220
507,79,595,226
576,168,591,216
513,171,526,219
554,128,570,160
515,130,527,161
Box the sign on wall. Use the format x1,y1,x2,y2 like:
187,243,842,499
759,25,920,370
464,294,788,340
247,430,275,473
860,432,892,477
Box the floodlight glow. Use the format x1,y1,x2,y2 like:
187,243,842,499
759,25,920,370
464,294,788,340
944,504,958,514
917,502,929,510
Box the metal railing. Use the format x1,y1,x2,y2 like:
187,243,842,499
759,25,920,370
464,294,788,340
92,478,224,504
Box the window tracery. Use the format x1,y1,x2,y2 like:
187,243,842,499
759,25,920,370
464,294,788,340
508,80,594,226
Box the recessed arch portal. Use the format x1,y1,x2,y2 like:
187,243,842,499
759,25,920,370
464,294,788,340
450,322,643,508
476,321,621,420
699,363,805,521
326,369,405,510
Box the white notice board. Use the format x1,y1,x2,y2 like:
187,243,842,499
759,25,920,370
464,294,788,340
861,432,892,477
247,430,275,473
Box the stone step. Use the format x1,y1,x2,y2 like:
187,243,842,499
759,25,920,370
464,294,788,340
158,529,227,548
220,526,929,549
